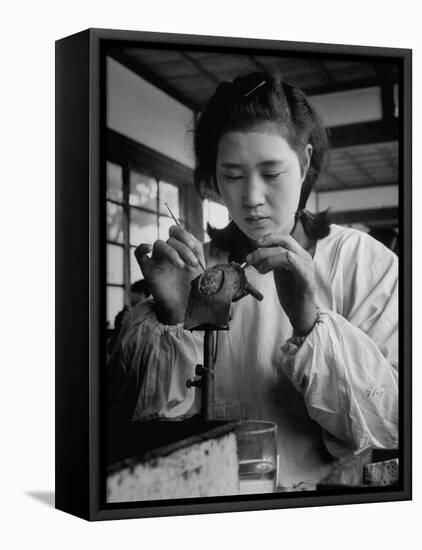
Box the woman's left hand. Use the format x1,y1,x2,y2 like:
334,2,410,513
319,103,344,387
246,233,318,335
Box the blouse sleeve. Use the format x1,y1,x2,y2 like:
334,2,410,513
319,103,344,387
280,232,398,458
107,298,203,422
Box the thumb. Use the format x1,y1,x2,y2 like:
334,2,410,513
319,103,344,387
134,243,153,276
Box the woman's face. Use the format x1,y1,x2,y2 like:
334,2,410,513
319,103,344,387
216,122,311,244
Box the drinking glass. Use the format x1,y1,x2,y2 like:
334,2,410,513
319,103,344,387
236,421,278,495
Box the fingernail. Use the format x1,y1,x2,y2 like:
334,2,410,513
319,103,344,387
190,256,198,266
176,260,185,268
246,254,251,262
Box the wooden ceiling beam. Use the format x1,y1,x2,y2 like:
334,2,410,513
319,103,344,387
306,75,398,96
328,119,398,149
380,76,397,124
329,207,398,225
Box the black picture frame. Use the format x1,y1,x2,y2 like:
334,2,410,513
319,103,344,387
55,27,412,521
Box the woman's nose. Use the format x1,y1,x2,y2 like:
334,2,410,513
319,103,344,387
242,176,265,207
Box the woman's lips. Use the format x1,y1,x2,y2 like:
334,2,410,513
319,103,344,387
245,216,270,227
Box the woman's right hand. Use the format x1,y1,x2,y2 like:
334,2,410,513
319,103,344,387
134,225,205,325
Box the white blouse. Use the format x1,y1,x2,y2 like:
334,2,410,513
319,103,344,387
109,225,398,487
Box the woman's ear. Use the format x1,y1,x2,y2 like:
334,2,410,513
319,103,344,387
301,144,313,183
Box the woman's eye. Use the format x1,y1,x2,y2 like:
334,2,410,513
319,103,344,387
223,174,243,181
263,172,281,179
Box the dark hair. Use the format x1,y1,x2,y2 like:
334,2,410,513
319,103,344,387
193,71,331,242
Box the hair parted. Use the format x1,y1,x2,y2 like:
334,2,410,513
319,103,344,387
193,71,331,242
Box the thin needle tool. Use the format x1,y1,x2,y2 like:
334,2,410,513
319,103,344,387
165,202,206,272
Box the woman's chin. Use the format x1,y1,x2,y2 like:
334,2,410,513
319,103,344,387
239,225,269,246
239,219,294,247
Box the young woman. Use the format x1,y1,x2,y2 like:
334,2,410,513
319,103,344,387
107,72,398,488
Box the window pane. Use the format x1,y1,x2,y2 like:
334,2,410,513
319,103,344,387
130,208,158,246
107,243,124,284
107,286,124,328
158,215,175,240
106,161,123,202
159,181,179,217
130,171,157,210
107,201,124,243
203,199,229,231
130,246,143,284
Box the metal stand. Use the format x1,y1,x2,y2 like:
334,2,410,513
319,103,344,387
184,263,263,421
186,329,215,420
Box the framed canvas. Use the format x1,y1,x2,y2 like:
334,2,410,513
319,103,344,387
55,28,412,521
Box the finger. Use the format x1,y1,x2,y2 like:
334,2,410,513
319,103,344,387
152,239,186,268
167,237,199,267
134,249,151,277
246,246,289,265
257,233,309,257
168,225,205,262
248,249,313,281
246,248,291,274
134,243,152,258
134,243,152,268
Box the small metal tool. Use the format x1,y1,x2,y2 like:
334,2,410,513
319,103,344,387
165,202,206,273
240,212,295,269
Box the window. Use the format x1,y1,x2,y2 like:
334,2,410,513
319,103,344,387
106,130,203,329
106,161,183,328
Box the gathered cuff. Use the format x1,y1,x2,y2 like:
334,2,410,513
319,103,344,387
132,298,188,335
157,321,186,334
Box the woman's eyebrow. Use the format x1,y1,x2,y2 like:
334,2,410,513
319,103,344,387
258,160,285,167
219,162,244,169
219,160,285,169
